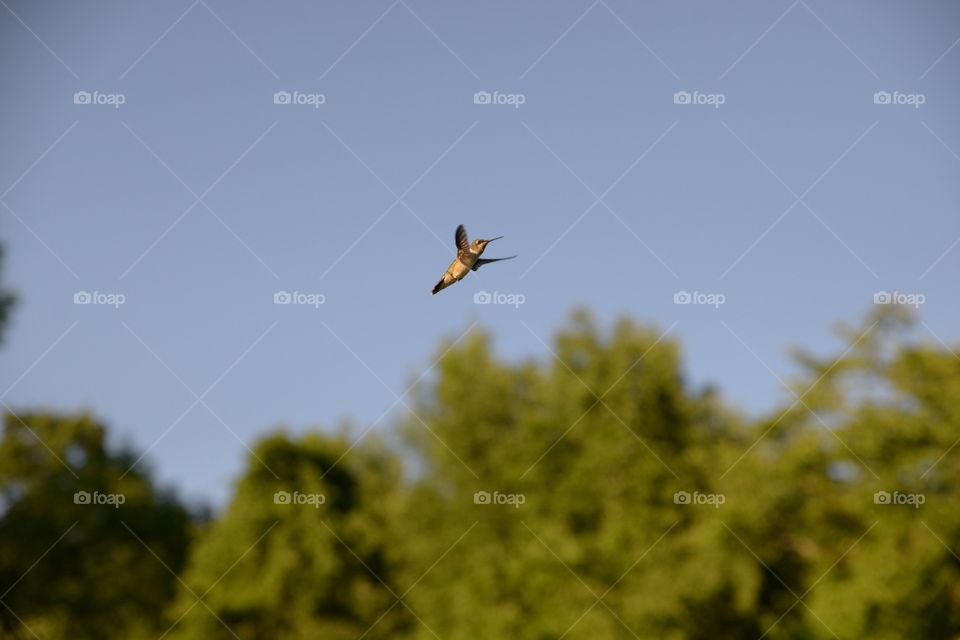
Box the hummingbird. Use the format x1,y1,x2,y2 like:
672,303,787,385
431,224,516,295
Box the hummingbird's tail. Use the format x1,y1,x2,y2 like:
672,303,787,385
433,271,457,294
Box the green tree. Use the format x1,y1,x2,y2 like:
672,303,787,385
0,413,192,639
168,431,411,640
0,243,16,343
18,305,955,639
396,310,747,639
695,306,960,639
782,308,960,638
392,306,960,639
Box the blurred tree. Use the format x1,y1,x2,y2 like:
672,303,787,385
0,413,192,639
787,308,960,639
392,306,960,639
168,431,412,640
396,310,749,639
698,305,960,639
0,243,16,343
5,306,960,639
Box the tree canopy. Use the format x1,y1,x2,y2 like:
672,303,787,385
3,306,960,638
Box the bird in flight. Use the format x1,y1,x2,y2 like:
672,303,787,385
432,224,516,295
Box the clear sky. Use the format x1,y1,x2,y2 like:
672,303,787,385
2,0,958,506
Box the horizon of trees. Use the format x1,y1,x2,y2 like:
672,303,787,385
2,251,959,638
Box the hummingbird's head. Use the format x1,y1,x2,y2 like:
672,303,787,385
472,236,503,253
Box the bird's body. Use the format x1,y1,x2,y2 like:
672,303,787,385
432,225,515,294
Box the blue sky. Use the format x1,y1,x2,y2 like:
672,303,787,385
2,0,958,506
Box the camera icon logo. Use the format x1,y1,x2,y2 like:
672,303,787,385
74,490,91,504
473,291,492,304
873,490,891,505
474,91,491,105
274,91,291,105
74,291,92,304
274,291,292,304
73,91,91,105
873,291,891,304
673,291,692,305
673,491,691,505
473,490,491,505
873,91,891,105
673,91,691,105
273,490,291,505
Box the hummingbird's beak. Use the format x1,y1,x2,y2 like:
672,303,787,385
485,236,504,243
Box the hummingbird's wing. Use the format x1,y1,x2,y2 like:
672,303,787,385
455,225,469,252
472,256,517,271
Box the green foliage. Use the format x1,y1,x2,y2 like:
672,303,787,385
0,413,191,639
4,306,960,638
0,243,15,344
167,431,411,640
